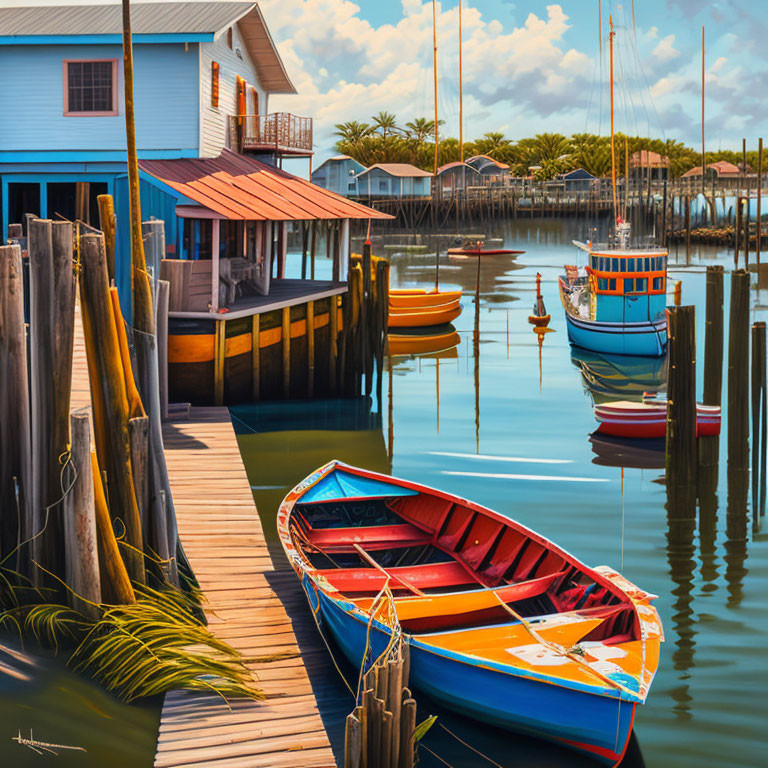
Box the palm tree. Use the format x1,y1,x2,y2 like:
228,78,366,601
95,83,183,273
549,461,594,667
531,133,572,163
334,120,373,144
371,111,399,138
405,118,437,144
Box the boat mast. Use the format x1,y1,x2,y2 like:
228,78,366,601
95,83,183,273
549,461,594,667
459,0,463,163
432,0,439,175
609,15,618,226
701,25,705,196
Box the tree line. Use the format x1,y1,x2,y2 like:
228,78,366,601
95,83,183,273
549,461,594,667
335,113,761,180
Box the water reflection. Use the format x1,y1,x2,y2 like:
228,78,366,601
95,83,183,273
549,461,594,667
571,348,668,405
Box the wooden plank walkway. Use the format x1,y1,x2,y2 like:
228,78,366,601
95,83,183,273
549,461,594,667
155,409,336,768
70,301,337,768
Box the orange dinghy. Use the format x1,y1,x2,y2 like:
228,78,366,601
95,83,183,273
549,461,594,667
279,462,663,766
389,289,462,308
388,298,462,328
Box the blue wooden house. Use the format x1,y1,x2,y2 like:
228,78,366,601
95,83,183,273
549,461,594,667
311,155,366,197
0,1,314,300
548,168,598,193
355,164,432,199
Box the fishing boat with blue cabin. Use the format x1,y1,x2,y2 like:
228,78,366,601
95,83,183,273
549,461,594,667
559,223,668,356
279,461,663,766
559,14,669,358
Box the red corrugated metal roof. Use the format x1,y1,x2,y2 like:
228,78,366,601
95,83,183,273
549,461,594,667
140,150,392,221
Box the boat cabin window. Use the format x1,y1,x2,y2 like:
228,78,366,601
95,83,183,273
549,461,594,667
611,257,619,271
652,276,664,291
624,277,647,293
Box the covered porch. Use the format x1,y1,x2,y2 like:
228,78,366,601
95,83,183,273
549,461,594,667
138,150,390,405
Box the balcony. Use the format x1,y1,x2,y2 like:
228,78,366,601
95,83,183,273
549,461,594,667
230,113,313,157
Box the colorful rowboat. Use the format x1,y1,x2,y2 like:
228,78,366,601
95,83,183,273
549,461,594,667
595,399,721,438
389,289,462,308
279,461,663,766
387,302,462,328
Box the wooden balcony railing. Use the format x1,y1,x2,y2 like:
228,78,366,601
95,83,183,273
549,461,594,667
230,113,313,156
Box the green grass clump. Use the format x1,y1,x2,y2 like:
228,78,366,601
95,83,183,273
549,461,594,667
0,578,261,703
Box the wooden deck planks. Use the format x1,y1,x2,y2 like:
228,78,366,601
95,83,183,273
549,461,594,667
155,407,335,768
71,302,335,767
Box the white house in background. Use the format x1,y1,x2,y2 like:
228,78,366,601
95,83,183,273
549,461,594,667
355,163,433,199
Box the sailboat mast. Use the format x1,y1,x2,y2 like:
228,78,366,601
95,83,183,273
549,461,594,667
609,15,618,225
701,25,705,196
459,0,464,163
432,0,439,175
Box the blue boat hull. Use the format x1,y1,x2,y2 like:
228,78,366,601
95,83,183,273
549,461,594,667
311,578,636,766
565,313,667,357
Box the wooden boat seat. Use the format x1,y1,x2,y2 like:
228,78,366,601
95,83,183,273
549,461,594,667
393,571,567,634
303,523,432,552
317,561,475,593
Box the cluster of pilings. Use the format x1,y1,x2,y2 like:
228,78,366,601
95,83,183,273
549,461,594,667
344,636,418,768
666,266,766,532
0,206,185,611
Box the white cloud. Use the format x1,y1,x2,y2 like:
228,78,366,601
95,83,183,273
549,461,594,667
261,1,591,156
652,34,680,61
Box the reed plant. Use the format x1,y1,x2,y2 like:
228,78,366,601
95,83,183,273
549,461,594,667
0,574,261,703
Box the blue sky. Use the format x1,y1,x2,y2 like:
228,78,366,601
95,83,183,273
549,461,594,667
260,0,767,160
9,1,765,161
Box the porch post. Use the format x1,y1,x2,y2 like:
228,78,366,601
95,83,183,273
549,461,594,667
279,220,287,278
39,182,48,220
340,218,350,280
211,218,220,311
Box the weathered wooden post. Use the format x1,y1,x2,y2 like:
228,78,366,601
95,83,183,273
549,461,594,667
757,138,763,279
0,243,32,570
79,232,145,584
64,410,102,616
703,265,724,406
157,278,170,420
728,270,751,526
97,194,117,283
666,306,697,509
751,321,767,522
735,196,742,267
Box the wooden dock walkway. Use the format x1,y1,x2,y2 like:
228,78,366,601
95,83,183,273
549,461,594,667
154,409,336,768
70,303,337,768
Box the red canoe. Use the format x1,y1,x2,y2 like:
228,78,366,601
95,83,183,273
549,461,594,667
594,400,721,439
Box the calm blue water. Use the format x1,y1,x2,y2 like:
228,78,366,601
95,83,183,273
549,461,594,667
234,217,767,768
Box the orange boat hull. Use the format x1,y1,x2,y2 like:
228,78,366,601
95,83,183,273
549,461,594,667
388,304,462,328
389,289,462,308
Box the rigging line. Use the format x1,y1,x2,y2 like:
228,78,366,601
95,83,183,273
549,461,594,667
621,466,625,571
432,0,439,175
437,722,505,768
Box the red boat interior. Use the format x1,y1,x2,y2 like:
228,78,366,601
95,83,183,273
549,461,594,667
290,493,638,643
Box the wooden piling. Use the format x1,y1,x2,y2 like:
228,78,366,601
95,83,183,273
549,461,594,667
97,194,117,283
399,698,416,768
281,306,291,398
329,295,338,391
90,450,135,605
128,415,150,542
251,314,260,400
703,265,724,406
0,243,32,568
307,300,315,397
79,232,144,584
345,711,362,768
728,269,751,478
156,278,170,420
666,305,697,507
735,197,742,267
213,319,225,406
310,221,317,280
63,410,101,617
751,321,766,521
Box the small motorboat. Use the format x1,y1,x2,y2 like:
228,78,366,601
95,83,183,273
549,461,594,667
387,300,461,328
280,461,663,766
594,398,721,438
528,272,550,328
389,289,462,308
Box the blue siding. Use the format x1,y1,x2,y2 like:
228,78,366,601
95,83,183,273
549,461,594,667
0,43,199,156
311,158,365,197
